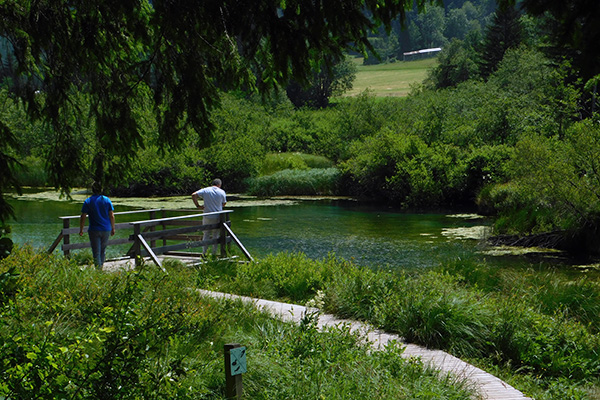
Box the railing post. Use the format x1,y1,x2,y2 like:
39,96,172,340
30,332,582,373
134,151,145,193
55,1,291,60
150,210,156,248
133,223,141,266
219,212,227,257
63,218,71,258
162,209,167,247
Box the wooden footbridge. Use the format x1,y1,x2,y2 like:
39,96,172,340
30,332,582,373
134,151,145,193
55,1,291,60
48,209,252,270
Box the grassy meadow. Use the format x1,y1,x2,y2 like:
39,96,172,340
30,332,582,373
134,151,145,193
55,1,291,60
344,57,438,97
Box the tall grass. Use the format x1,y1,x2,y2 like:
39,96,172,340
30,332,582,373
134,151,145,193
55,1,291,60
259,152,334,176
0,247,477,399
246,167,342,196
197,251,600,400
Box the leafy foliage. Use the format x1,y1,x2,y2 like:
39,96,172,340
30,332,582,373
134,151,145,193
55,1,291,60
425,38,479,88
286,57,358,109
0,0,440,211
488,119,600,251
503,0,600,81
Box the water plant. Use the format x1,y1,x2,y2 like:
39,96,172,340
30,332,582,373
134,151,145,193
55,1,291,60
246,168,342,197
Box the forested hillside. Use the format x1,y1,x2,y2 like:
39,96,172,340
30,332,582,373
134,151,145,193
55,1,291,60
364,0,497,63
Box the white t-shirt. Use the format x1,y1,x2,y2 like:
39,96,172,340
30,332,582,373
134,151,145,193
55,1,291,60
194,186,227,213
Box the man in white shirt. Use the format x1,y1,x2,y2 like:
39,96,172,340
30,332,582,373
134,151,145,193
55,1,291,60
192,179,227,255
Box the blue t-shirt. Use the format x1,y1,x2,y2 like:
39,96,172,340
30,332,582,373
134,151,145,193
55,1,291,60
81,195,114,231
194,186,227,213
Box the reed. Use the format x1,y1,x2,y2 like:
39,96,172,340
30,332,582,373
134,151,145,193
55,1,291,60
259,152,334,176
246,167,341,196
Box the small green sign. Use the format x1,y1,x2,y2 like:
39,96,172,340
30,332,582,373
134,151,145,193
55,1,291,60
230,346,247,376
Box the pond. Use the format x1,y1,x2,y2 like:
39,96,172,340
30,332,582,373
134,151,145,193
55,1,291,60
4,188,594,273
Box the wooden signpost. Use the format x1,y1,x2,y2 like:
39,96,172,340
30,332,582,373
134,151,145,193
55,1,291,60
224,343,246,399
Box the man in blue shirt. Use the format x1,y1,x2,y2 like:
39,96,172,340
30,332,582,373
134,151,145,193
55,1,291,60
79,182,115,269
192,178,227,255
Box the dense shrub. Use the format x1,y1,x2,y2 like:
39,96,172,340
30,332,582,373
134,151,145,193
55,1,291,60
200,135,265,192
14,156,49,187
425,38,479,89
111,145,209,196
480,120,600,252
341,129,472,207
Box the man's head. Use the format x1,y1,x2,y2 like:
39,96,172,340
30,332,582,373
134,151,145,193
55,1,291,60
212,178,222,187
92,181,103,195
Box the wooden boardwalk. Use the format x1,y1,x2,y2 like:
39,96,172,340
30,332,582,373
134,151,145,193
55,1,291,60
199,289,533,400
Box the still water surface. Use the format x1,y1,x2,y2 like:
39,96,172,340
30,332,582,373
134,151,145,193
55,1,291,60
5,189,585,272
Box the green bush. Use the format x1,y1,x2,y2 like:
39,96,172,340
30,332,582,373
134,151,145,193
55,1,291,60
111,145,209,196
200,135,265,192
480,120,600,252
342,130,471,207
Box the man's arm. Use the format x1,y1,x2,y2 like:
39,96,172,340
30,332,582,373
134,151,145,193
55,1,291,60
109,210,116,236
192,192,204,209
79,213,87,236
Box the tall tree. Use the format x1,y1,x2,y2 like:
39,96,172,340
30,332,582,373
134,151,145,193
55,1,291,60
426,38,478,88
286,57,357,109
501,0,600,82
502,0,600,116
479,2,523,79
0,0,441,223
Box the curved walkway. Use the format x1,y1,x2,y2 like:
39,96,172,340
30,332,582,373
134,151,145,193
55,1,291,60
199,289,532,400
103,257,531,399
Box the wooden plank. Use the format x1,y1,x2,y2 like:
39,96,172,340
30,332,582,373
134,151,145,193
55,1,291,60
137,234,166,272
63,218,71,257
163,235,204,241
142,237,232,256
60,208,164,220
164,251,204,258
47,232,64,254
133,224,142,266
129,210,232,226
223,223,253,262
134,224,220,240
62,221,131,235
62,237,132,251
165,220,204,227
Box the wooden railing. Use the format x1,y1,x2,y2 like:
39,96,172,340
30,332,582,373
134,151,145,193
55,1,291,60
48,209,252,270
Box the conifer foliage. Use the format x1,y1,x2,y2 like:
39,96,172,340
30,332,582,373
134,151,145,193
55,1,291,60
479,3,523,79
0,0,439,223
